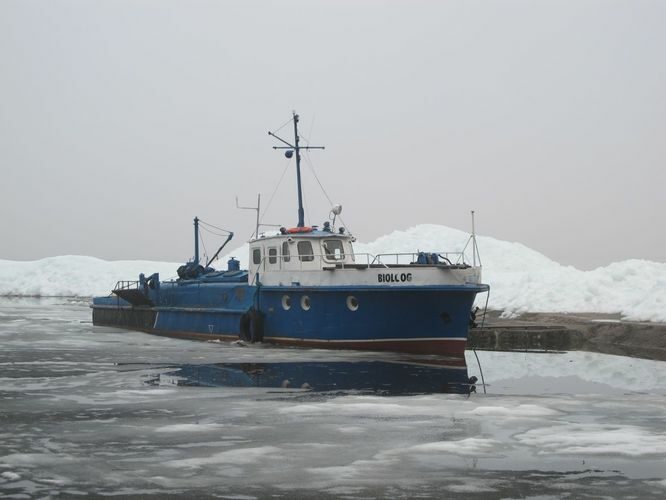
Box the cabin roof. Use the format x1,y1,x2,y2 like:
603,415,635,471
251,229,352,243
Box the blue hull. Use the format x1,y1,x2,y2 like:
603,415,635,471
257,285,482,355
92,281,487,356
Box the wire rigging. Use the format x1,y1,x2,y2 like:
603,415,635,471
194,218,236,267
272,116,295,134
198,219,233,235
246,157,293,240
199,232,208,264
297,114,316,145
199,226,233,238
302,150,352,232
302,182,311,227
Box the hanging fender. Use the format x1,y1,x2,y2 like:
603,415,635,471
239,308,264,343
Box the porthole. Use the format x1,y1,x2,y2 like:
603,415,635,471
281,295,291,311
346,296,359,311
301,295,311,311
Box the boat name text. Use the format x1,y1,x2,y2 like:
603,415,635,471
377,273,413,283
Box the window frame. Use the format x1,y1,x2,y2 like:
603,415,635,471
268,247,278,265
323,239,345,261
282,241,291,262
252,248,262,265
297,240,315,262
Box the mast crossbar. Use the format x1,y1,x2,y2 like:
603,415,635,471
268,112,325,227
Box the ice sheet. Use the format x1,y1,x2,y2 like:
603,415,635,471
1,298,665,498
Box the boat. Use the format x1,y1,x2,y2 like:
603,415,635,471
92,112,489,356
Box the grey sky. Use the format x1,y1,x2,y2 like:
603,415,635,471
1,0,664,270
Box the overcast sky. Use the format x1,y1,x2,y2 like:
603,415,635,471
1,0,664,270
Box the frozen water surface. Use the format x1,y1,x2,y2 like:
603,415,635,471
1,298,665,498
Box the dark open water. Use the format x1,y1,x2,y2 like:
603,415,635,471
1,298,665,499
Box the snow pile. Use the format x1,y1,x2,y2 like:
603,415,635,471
1,224,664,322
489,258,666,322
0,256,178,298
355,224,666,322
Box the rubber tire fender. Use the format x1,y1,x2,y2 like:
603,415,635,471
249,308,264,343
239,308,264,343
239,311,251,342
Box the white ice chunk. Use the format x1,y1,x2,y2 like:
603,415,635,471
399,437,501,457
515,423,666,457
154,423,226,433
163,446,282,469
467,404,561,417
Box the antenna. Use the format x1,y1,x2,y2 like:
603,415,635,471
236,194,281,239
268,111,325,227
471,210,476,266
459,211,482,267
236,194,261,239
471,210,479,267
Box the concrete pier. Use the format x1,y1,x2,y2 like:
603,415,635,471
469,311,666,361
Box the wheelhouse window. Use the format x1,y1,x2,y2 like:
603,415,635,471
323,239,345,261
268,247,278,264
282,241,290,262
297,240,314,262
252,248,261,265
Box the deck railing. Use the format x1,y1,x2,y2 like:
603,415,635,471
113,280,140,292
370,251,466,266
248,250,471,282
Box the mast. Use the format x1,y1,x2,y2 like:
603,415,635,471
293,114,305,227
193,216,200,265
269,112,325,228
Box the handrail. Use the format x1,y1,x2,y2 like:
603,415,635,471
113,280,140,291
371,251,467,266
247,249,474,275
460,235,482,267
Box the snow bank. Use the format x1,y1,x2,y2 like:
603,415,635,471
355,224,666,322
0,256,178,298
1,224,664,322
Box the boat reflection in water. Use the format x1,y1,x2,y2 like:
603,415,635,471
156,358,476,396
